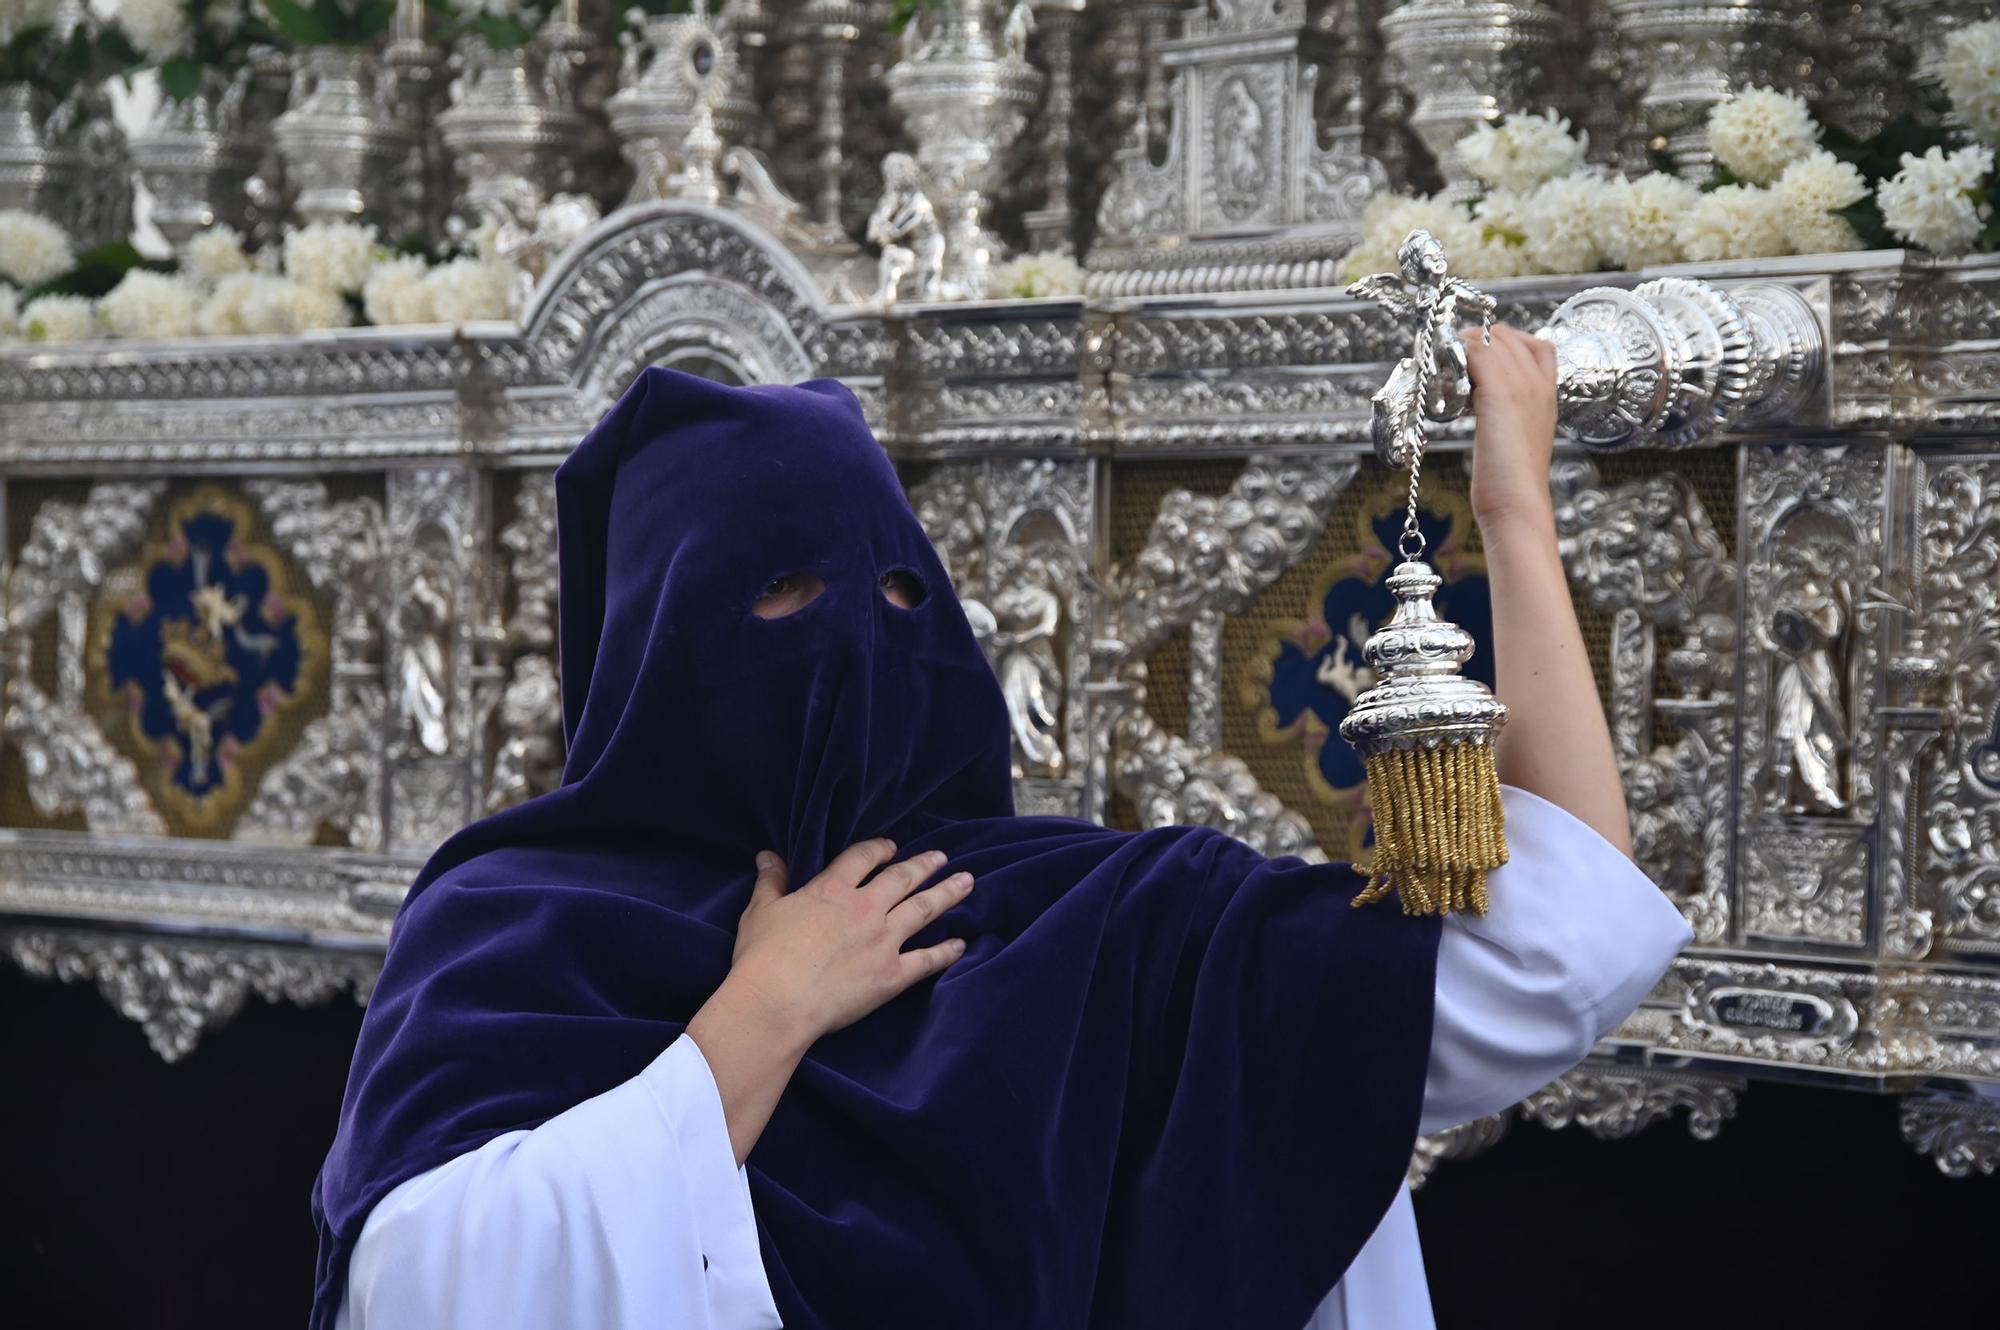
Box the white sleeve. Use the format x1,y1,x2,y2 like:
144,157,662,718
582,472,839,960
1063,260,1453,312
335,1035,782,1330
1419,783,1693,1135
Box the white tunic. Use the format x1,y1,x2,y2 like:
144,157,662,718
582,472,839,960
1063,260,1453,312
336,784,1691,1330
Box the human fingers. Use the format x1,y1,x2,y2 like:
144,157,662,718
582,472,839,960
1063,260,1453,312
894,935,970,989
748,851,788,907
1460,324,1519,384
885,871,975,942
1528,328,1558,379
861,848,951,907
813,837,898,893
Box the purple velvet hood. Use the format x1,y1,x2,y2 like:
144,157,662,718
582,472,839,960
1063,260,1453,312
309,368,1442,1329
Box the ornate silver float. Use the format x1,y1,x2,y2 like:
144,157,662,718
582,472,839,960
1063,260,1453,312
1,3,1998,1188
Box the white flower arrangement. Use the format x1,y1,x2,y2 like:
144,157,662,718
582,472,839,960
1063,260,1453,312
1707,87,1819,186
1461,190,1535,280
423,256,515,324
1601,172,1701,269
184,224,253,285
1520,174,1612,276
363,254,437,327
100,269,203,339
2,0,67,40
1942,19,2000,149
0,209,77,288
196,271,349,335
1455,111,1588,195
986,250,1085,299
1773,151,1867,255
21,294,100,344
0,206,542,345
114,0,193,64
1681,184,1790,263
195,270,265,335
1343,193,1481,284
283,220,384,297
1877,145,1995,258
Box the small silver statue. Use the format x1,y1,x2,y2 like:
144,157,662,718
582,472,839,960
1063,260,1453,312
487,654,565,812
1346,228,1496,469
1767,546,1851,816
1002,1,1036,62
868,152,947,305
398,560,454,758
986,570,1066,778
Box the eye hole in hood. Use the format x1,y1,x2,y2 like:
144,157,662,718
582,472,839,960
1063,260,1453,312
879,567,927,609
753,571,827,619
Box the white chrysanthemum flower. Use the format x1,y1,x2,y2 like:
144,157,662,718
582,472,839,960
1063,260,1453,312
1342,193,1481,283
256,277,351,333
2,0,66,42
184,225,253,287
1877,145,1994,256
0,284,19,340
203,0,249,43
116,0,194,63
1773,151,1869,255
1454,110,1589,194
986,251,1085,299
199,272,351,335
282,221,382,296
197,271,266,335
1520,174,1612,275
1707,87,1820,186
21,294,99,343
1600,172,1700,269
0,209,75,287
99,270,202,339
362,254,437,326
1681,184,1791,262
423,256,516,324
1457,189,1535,279
1942,19,2000,148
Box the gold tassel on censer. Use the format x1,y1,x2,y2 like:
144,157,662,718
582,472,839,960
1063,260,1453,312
1340,229,1510,916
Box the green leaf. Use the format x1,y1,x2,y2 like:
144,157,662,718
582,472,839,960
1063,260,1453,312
160,56,204,102
263,0,335,45
20,241,161,302
1835,198,1891,251
475,15,536,50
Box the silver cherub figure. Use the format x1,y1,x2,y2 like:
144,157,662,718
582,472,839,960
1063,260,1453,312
1346,229,1496,468
868,152,948,305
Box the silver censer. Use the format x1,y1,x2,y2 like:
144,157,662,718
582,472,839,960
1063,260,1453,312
1353,228,1828,467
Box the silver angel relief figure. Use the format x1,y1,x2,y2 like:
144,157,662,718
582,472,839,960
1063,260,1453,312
1766,543,1852,816
1347,229,1496,467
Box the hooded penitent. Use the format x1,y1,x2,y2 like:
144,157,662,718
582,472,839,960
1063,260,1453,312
310,369,1444,1330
